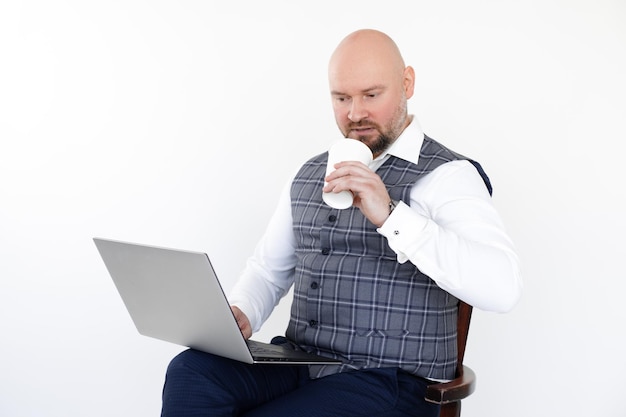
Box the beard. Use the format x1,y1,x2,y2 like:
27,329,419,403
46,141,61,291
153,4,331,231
342,98,408,156
352,129,394,156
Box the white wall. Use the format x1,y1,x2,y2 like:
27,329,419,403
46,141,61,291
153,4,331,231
1,1,624,416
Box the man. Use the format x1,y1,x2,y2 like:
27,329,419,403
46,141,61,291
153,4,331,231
161,29,521,417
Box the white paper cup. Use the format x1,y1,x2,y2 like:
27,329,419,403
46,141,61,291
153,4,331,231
322,139,373,209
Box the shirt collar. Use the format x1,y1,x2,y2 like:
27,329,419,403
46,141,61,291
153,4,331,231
370,115,424,170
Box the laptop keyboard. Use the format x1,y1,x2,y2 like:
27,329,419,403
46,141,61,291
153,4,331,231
247,340,297,361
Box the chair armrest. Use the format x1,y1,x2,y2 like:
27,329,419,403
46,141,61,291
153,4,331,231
425,365,476,404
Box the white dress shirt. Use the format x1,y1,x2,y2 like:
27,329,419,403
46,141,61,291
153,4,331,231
230,118,522,333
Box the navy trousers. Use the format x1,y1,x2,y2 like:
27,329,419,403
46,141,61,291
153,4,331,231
161,349,441,417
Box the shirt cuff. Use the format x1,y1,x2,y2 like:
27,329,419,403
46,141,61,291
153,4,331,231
377,201,429,264
228,295,262,333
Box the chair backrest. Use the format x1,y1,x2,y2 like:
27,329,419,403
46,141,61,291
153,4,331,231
424,300,476,416
455,301,473,375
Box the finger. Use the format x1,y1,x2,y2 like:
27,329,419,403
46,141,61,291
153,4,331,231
325,161,370,180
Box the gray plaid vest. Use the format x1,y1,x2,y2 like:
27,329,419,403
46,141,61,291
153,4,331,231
286,136,491,380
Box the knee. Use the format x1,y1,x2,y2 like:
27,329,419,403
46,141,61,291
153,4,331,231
167,349,200,370
166,349,215,376
165,348,236,382
162,349,230,416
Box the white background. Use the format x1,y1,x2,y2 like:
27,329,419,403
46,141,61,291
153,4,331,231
1,1,625,416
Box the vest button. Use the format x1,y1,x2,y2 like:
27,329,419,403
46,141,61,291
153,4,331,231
328,215,337,222
310,282,319,289
321,248,330,255
309,319,318,327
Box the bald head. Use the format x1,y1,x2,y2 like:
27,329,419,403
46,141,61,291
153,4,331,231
329,29,406,82
328,30,415,156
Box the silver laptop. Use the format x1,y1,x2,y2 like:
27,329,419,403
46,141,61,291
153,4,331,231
93,237,341,365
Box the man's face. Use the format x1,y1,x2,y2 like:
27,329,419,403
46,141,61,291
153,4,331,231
329,66,410,157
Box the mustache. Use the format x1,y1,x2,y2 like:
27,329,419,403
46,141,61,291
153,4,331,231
348,120,379,129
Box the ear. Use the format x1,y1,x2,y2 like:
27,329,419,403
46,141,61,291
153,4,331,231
403,66,415,99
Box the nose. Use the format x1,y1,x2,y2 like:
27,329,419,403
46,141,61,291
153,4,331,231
348,98,367,122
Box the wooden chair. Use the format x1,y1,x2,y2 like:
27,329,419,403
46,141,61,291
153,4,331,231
425,301,476,417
